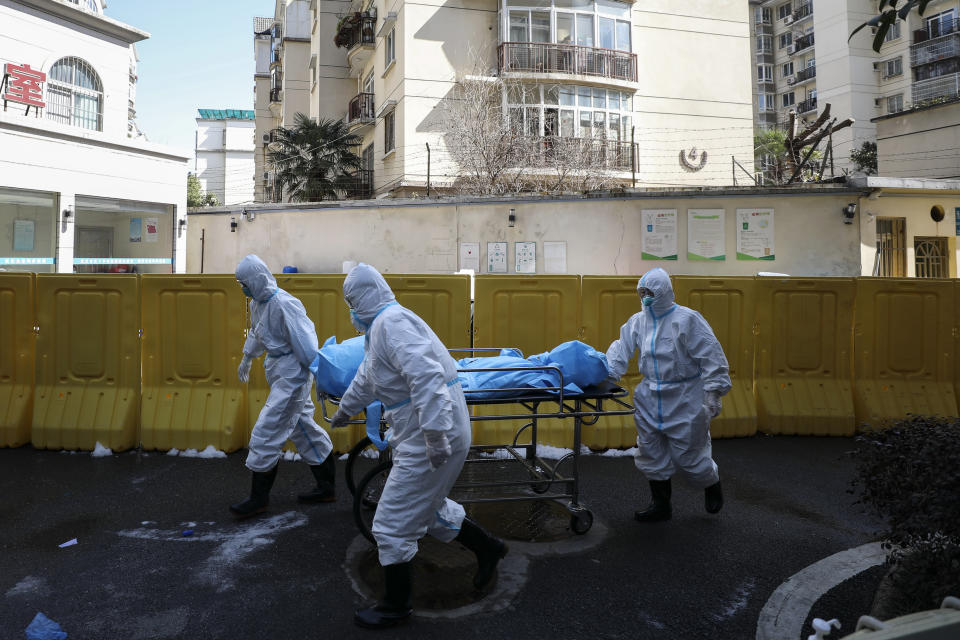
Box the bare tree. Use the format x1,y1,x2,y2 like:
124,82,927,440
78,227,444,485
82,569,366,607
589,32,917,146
439,50,628,195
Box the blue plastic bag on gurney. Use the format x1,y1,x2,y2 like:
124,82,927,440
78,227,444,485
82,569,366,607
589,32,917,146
528,340,610,389
309,336,365,397
456,352,584,399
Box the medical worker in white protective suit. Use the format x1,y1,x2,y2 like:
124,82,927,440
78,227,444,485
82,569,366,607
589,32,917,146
606,268,730,523
231,254,336,518
330,263,508,629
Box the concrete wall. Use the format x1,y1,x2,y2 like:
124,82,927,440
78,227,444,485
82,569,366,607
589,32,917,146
186,189,869,277
875,101,960,179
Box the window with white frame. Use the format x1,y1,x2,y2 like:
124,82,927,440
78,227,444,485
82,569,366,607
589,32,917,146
505,84,633,142
504,0,631,52
384,110,395,153
886,94,903,114
757,35,772,52
758,94,773,112
777,2,791,20
781,91,795,107
385,28,395,67
782,61,794,77
926,9,957,38
755,6,771,24
363,70,374,94
883,56,902,78
66,0,100,13
46,56,103,131
757,64,773,82
779,32,793,49
883,22,901,42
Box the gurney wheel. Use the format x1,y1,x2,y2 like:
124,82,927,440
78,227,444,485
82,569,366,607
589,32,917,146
569,508,593,535
353,460,393,544
345,437,391,497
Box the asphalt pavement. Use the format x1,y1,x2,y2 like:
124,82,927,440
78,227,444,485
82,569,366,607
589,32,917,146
0,435,882,640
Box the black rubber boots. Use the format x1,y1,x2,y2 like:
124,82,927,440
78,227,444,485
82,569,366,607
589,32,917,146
298,453,336,503
455,517,509,590
635,479,672,522
705,480,724,514
354,562,413,629
229,464,278,518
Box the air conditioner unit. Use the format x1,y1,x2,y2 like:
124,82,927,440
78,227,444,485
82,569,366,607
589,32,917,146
874,98,882,107
261,133,271,144
872,61,881,70
784,14,794,25
787,76,796,85
787,44,796,55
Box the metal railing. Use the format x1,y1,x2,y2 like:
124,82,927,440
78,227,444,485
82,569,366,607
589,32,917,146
910,32,960,67
793,32,815,53
795,65,816,82
793,3,812,21
336,16,376,50
797,96,817,113
270,88,282,103
912,17,957,44
911,72,960,104
498,42,637,83
338,169,374,199
518,136,636,171
347,92,375,125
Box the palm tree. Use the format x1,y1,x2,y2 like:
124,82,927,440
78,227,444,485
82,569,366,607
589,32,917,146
268,113,364,202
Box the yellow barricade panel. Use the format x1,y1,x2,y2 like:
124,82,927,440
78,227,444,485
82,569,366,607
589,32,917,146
385,275,472,349
854,278,957,426
0,273,35,448
672,277,758,438
32,276,140,451
580,276,643,450
755,278,856,436
472,275,581,448
141,276,247,452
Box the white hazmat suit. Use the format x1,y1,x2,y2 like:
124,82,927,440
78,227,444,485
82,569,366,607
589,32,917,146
236,255,333,472
606,268,730,487
335,264,471,566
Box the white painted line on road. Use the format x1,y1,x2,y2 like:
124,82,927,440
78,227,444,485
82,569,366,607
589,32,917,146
756,542,886,640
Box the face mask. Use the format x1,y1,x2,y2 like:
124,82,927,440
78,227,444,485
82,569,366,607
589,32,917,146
241,285,253,298
642,296,655,308
350,308,367,333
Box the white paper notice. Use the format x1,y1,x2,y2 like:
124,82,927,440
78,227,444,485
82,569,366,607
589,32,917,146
459,242,480,272
543,241,567,274
515,241,536,274
487,242,507,273
641,209,678,260
13,220,35,252
736,208,775,260
687,209,725,261
144,217,159,243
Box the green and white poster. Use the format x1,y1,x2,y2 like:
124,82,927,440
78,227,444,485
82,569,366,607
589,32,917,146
641,209,678,260
687,209,725,261
736,208,775,260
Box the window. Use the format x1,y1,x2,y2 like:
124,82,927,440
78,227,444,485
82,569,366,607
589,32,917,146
883,57,902,78
777,2,792,20
383,111,395,153
363,70,374,95
875,218,906,277
883,22,901,42
779,32,793,49
781,91,795,107
915,236,949,278
886,94,903,113
66,0,100,12
757,35,772,52
384,28,395,67
781,62,794,77
926,9,957,39
506,84,633,142
757,64,773,82
505,2,630,51
46,57,103,131
755,6,772,24
758,94,773,111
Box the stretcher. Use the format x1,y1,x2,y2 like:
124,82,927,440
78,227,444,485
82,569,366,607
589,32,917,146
317,348,634,541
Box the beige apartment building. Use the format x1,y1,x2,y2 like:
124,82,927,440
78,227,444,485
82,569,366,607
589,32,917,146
750,0,960,181
253,0,756,200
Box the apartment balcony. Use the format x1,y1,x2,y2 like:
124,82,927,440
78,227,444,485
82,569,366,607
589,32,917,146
270,88,282,103
912,18,958,44
755,21,772,35
792,3,812,24
334,15,376,76
346,92,375,129
499,42,637,84
796,96,817,113
788,64,816,86
790,33,814,55
911,72,960,105
910,31,960,67
337,169,374,200
271,47,282,67
517,136,637,172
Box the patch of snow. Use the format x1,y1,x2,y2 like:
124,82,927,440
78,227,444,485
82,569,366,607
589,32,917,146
167,448,180,456
713,578,756,622
91,442,113,457
281,451,302,461
600,447,638,457
5,576,49,597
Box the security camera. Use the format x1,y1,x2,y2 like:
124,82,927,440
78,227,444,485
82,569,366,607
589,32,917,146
842,203,857,224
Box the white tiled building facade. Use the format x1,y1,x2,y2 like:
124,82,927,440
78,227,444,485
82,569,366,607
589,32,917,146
0,0,189,273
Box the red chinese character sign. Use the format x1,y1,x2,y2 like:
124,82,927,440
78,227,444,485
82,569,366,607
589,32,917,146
2,63,46,114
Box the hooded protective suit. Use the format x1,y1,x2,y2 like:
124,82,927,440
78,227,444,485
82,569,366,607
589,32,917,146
236,255,333,472
337,264,470,566
606,268,730,487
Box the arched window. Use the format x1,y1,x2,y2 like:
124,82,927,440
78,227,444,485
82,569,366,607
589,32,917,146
65,0,101,13
46,57,103,131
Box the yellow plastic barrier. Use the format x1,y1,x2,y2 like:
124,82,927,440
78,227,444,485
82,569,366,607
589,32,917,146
755,277,857,435
854,278,957,426
31,275,140,451
472,275,581,447
141,276,248,452
0,273,35,448
672,277,758,438
580,276,643,450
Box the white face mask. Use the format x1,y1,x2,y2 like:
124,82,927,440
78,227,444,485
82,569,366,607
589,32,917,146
349,308,366,333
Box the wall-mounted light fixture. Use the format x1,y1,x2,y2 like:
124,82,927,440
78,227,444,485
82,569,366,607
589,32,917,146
178,218,186,238
62,205,73,220
246,209,256,221
507,208,516,228
841,203,857,224
230,217,238,233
